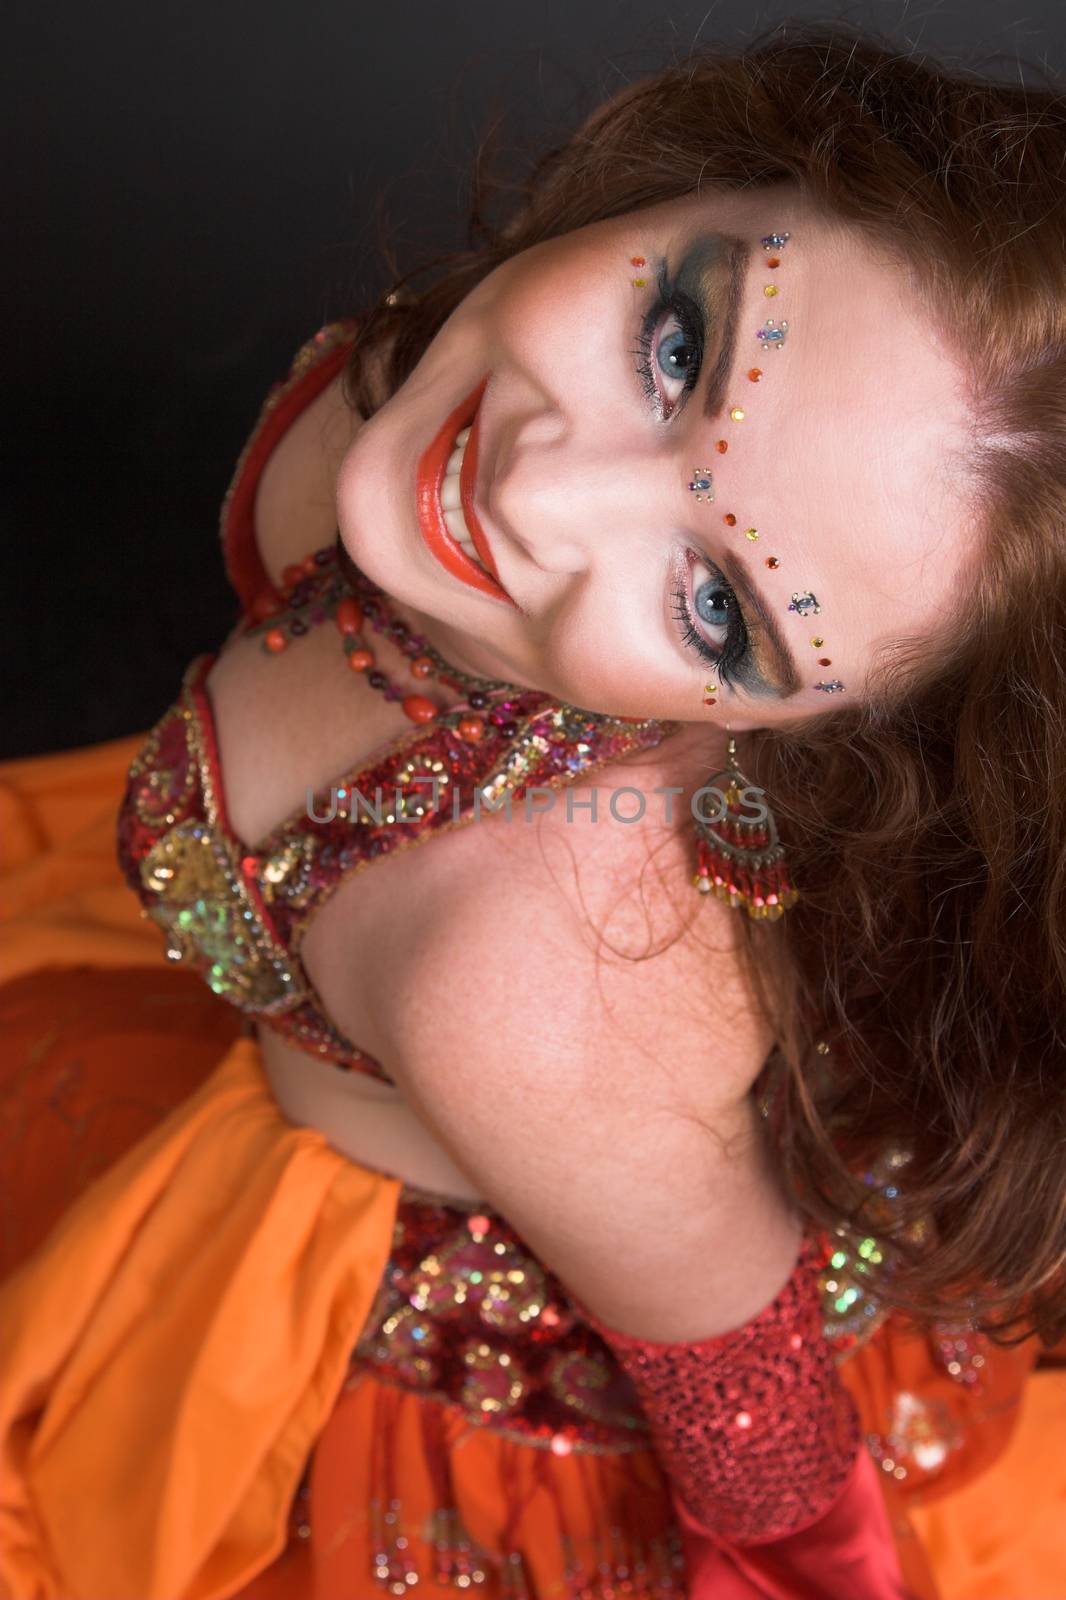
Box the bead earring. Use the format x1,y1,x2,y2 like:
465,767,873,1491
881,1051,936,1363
691,738,797,918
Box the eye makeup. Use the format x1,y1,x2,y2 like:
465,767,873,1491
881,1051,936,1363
635,234,801,697
667,547,799,697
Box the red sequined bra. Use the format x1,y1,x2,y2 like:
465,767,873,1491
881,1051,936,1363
115,322,678,1086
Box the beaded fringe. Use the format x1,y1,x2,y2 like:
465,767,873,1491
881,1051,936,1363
288,1383,686,1597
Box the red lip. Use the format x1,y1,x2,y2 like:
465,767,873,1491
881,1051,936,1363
415,378,515,605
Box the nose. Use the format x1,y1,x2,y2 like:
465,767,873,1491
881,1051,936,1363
488,422,670,577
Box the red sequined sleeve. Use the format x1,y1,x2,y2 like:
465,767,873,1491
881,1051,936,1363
575,1232,916,1598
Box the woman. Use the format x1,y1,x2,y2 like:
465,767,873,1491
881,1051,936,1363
2,21,1065,1600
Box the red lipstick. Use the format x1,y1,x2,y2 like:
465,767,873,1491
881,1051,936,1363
415,379,515,605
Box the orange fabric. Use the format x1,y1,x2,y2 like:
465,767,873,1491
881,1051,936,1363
3,732,1066,1599
0,731,163,982
907,1369,1066,1599
0,1036,404,1600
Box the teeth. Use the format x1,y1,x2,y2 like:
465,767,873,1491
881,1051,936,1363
439,424,492,578
443,510,491,576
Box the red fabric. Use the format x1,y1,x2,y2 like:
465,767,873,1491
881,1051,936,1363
220,322,362,618
675,1448,917,1599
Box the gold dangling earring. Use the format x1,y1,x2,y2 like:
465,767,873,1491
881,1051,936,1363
691,737,798,919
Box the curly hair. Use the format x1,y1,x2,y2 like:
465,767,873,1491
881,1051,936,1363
339,19,1066,1348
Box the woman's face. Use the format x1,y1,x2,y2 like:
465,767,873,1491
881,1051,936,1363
336,181,976,729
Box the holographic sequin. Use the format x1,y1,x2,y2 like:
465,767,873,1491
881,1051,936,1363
347,1189,652,1453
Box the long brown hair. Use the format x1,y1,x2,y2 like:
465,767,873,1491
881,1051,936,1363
341,19,1066,1347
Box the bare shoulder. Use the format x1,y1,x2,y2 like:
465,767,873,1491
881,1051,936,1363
367,757,800,1340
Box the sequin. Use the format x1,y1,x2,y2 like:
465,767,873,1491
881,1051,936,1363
729,407,745,421
347,1190,651,1453
575,1234,862,1543
117,581,679,1081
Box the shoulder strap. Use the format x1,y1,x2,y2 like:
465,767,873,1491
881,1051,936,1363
219,320,364,620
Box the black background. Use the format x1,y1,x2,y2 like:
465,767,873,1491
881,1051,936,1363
8,0,1064,757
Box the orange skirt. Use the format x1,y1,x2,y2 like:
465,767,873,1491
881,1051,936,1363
2,734,1065,1600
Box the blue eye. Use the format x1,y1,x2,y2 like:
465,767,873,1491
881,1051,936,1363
694,578,735,632
670,560,750,686
632,263,704,420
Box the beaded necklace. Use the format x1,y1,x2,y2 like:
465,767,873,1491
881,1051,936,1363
242,535,523,746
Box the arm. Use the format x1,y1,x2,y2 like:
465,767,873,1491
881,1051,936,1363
359,773,912,1592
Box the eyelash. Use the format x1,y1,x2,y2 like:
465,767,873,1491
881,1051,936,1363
670,580,748,688
633,262,749,684
631,263,704,420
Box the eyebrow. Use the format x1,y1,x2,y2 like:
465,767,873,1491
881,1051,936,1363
702,236,753,422
720,547,802,696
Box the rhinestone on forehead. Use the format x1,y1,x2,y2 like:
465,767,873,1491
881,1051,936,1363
688,468,715,503
756,318,789,349
788,592,821,617
814,680,846,694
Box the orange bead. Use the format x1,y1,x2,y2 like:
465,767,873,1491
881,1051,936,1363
748,367,763,382
264,628,288,653
410,655,435,678
402,694,438,724
335,596,364,634
715,439,728,453
250,589,280,622
457,714,485,742
282,563,305,590
346,648,374,672
724,514,737,526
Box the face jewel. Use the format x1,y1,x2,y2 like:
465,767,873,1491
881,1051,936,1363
788,591,821,617
814,680,845,694
755,318,789,349
761,232,791,250
688,468,715,502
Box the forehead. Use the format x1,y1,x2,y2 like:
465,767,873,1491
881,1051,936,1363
637,185,978,685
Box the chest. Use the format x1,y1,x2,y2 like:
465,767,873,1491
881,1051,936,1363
204,615,543,1068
